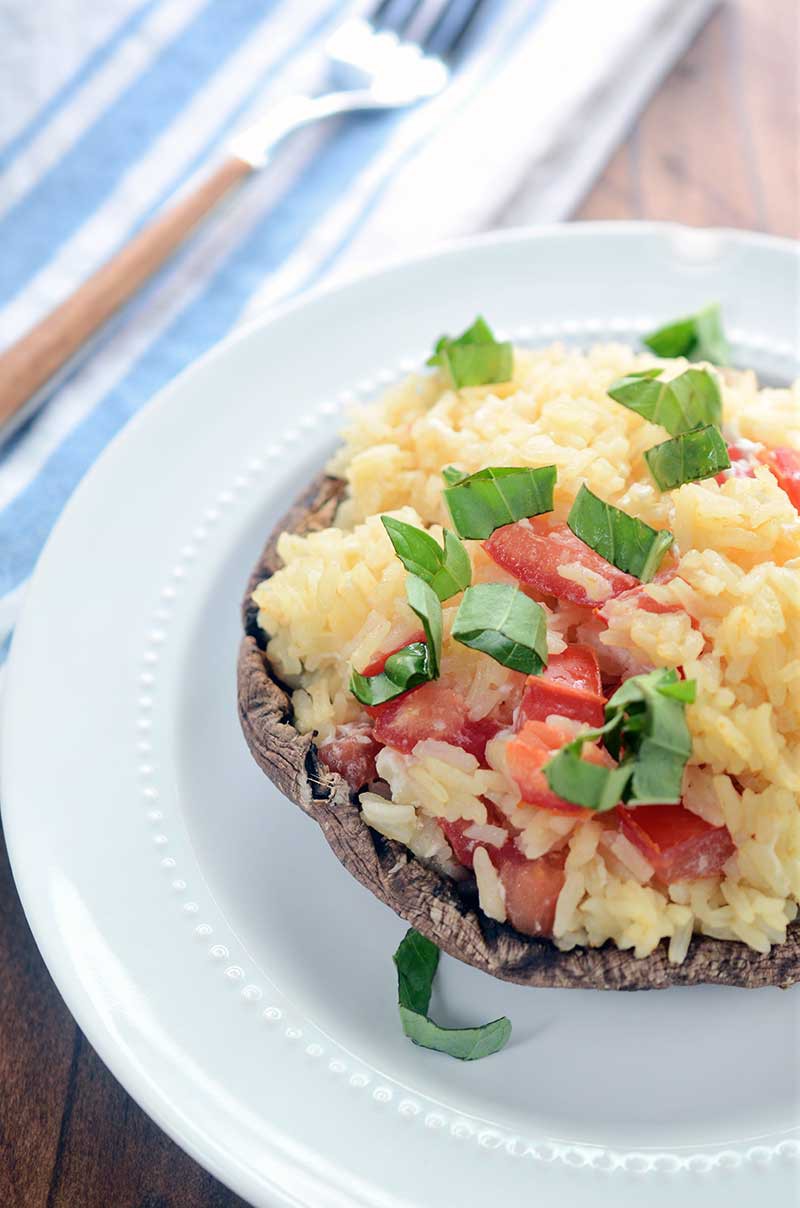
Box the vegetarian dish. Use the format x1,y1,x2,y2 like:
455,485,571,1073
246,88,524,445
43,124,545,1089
239,308,800,993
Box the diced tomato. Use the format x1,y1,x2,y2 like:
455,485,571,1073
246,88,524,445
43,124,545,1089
715,442,758,485
500,849,566,937
370,680,503,762
318,723,381,790
439,800,515,870
360,628,425,677
484,517,638,606
543,644,602,695
618,804,735,883
759,446,800,510
517,646,605,729
603,582,686,618
506,721,604,815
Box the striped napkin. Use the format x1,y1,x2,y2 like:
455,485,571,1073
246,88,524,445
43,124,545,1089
0,0,715,670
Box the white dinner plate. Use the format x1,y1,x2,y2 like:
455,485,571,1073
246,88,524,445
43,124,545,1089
3,224,799,1208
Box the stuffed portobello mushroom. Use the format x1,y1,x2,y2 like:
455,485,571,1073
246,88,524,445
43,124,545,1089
238,317,800,991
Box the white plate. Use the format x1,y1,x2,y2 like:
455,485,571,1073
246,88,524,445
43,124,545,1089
3,224,799,1208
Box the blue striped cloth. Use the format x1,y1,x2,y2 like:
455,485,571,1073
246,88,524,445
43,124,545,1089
0,0,714,668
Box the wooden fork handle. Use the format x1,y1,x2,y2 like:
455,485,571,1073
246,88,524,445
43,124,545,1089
0,155,253,427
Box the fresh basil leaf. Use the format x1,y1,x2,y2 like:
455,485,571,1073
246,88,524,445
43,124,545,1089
545,745,634,813
428,316,513,389
406,574,443,679
607,367,722,435
399,1007,512,1061
645,424,731,491
393,928,439,1015
394,929,511,1062
444,465,557,540
452,583,548,675
381,516,471,601
643,302,730,365
442,465,466,486
543,668,697,809
566,484,673,582
349,642,432,707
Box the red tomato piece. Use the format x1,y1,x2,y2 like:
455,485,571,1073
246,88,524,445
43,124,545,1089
715,443,758,485
370,681,503,762
618,804,735,883
506,721,601,815
500,849,566,937
318,723,381,790
518,646,605,729
759,446,800,510
544,644,602,695
604,582,686,618
439,801,515,870
483,517,638,607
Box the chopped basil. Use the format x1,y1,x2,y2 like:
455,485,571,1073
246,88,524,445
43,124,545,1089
566,484,673,582
645,424,731,491
452,583,548,675
607,366,722,435
406,574,443,679
444,465,557,540
381,516,471,601
442,465,466,486
543,668,696,810
643,302,730,365
394,929,511,1062
349,642,433,707
427,316,513,389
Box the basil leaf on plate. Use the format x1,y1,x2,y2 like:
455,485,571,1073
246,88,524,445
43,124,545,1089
394,929,511,1062
644,424,731,491
349,642,432,707
381,516,471,601
643,302,730,365
543,668,696,809
427,316,513,389
452,583,548,675
394,928,439,1015
566,484,673,582
444,465,557,540
607,367,722,435
406,574,443,679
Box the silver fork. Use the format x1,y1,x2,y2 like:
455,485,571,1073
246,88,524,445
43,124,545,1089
0,0,488,443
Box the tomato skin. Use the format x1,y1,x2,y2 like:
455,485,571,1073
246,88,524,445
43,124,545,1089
318,724,381,790
618,804,735,882
506,721,596,815
484,517,638,606
544,644,602,695
370,680,503,762
360,629,425,678
759,446,800,510
500,849,566,937
518,646,605,729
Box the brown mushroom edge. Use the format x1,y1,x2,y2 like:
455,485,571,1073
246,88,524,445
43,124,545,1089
237,473,800,990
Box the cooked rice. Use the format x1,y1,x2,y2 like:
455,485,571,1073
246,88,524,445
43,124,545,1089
253,342,800,960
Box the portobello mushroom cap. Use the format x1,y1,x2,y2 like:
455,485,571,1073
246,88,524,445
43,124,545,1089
237,473,800,990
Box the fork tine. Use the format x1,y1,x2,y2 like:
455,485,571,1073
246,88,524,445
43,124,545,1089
422,0,489,58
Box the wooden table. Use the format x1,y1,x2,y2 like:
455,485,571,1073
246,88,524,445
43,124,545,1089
1,2,797,1205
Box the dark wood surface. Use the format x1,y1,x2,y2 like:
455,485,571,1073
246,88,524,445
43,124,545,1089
1,2,797,1205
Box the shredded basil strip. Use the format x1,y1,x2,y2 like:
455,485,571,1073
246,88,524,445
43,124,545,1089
442,464,466,486
394,929,511,1062
444,465,557,540
452,583,548,675
607,366,722,435
427,316,513,389
543,668,696,810
566,484,673,582
349,642,433,707
381,516,471,601
643,302,730,365
406,574,443,679
645,424,731,491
